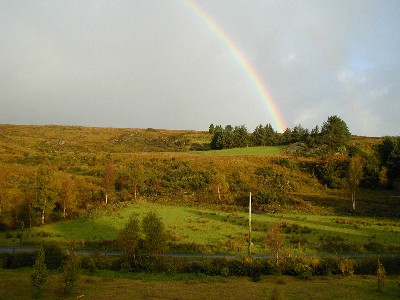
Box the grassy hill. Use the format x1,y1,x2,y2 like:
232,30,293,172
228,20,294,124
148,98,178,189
0,124,398,245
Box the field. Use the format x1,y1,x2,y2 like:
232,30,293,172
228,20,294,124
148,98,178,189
1,201,399,254
1,268,399,299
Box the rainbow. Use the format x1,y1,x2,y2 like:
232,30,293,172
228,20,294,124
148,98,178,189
184,0,286,132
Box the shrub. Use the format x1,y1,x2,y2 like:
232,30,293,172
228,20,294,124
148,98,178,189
31,246,47,299
314,257,340,275
221,267,230,277
339,259,354,276
43,242,65,270
61,252,81,296
376,260,386,292
81,255,97,273
3,252,35,269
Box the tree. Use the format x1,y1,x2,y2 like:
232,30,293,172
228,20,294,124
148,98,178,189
118,214,141,261
320,115,351,150
291,124,309,143
58,177,77,218
347,154,363,211
61,252,81,296
376,136,400,183
142,212,168,256
212,172,229,202
208,123,215,134
210,126,224,150
264,221,284,267
252,124,278,146
280,128,293,145
33,166,58,225
31,246,48,298
376,260,386,292
233,125,249,148
102,160,116,205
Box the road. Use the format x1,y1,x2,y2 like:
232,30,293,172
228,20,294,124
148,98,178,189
1,246,399,259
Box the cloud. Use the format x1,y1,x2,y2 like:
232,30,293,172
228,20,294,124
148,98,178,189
1,0,399,136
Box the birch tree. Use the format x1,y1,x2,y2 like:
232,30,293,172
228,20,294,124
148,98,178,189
347,154,363,211
33,167,58,225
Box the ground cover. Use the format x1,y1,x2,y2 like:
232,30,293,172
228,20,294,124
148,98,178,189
0,268,399,299
1,201,399,254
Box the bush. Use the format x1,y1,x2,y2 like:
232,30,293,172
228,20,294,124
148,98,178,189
3,252,35,269
31,246,47,299
281,256,313,279
376,260,386,291
339,259,354,276
42,242,65,270
221,267,229,276
61,252,81,296
314,257,340,276
81,255,97,273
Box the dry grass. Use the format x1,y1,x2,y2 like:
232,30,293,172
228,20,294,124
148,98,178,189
1,268,400,300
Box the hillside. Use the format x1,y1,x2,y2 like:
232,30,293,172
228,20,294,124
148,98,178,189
0,124,397,233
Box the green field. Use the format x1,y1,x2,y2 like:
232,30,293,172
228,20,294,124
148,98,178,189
2,201,399,254
1,268,399,300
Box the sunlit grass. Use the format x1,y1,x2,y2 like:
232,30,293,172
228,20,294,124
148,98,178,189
1,201,399,254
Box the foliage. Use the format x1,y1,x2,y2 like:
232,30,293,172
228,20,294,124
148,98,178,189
347,154,364,210
376,259,386,291
376,136,400,184
31,246,47,298
142,211,168,256
117,214,141,262
264,222,284,267
60,252,81,296
339,259,355,276
319,115,352,150
33,166,58,225
252,124,279,146
42,242,64,270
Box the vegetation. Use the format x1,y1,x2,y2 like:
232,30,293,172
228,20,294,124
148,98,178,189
30,246,47,298
0,119,399,298
1,268,400,299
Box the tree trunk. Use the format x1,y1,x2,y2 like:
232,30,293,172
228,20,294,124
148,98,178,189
134,183,137,200
105,192,108,205
29,203,32,228
41,209,45,225
352,190,356,210
217,185,221,202
63,204,66,218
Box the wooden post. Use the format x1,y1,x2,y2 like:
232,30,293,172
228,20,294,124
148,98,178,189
248,192,252,257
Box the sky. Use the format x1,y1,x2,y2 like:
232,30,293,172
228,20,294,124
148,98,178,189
1,0,399,136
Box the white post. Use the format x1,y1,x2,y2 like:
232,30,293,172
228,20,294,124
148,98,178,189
248,192,252,257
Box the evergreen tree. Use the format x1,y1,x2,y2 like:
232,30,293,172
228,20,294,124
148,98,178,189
233,125,249,148
320,115,351,150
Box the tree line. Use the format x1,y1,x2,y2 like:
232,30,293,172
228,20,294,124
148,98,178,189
209,115,351,151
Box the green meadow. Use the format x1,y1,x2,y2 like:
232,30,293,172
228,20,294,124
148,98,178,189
2,201,399,254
